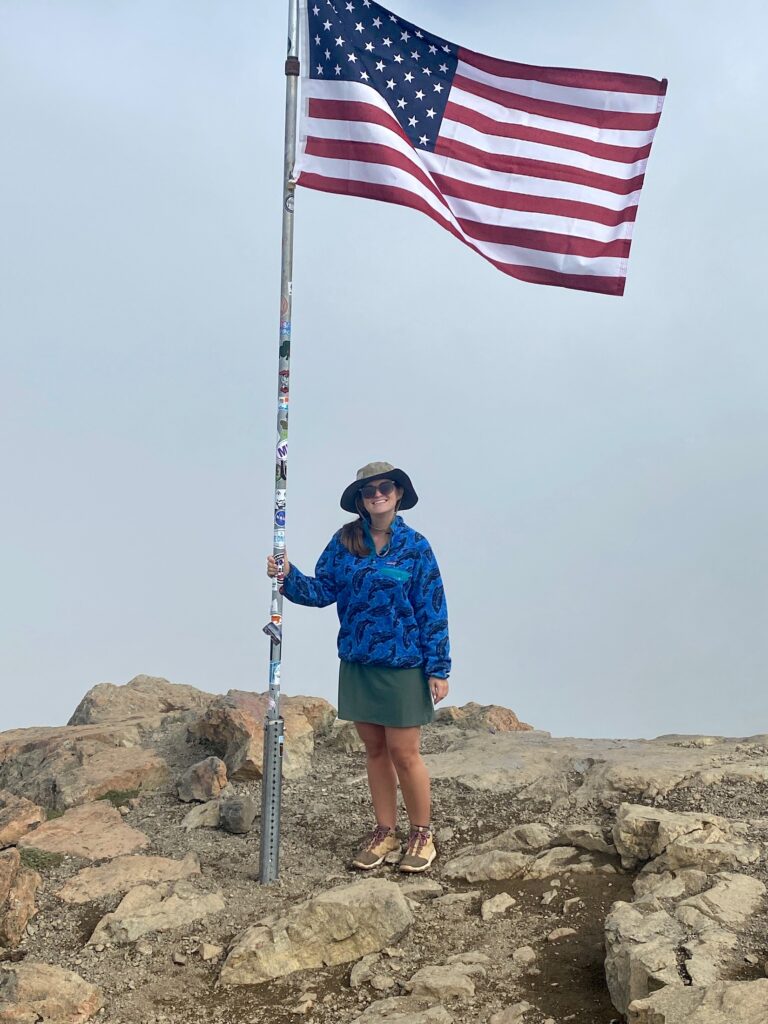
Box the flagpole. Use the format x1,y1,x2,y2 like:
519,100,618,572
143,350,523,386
259,0,300,885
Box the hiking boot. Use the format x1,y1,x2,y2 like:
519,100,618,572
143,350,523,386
351,825,401,870
399,827,436,873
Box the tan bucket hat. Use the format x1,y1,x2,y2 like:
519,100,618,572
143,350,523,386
340,461,418,513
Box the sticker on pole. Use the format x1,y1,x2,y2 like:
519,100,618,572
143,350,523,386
276,439,288,461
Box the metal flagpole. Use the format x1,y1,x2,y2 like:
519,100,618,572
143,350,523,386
259,0,300,885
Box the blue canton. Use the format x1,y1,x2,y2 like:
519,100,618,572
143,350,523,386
282,515,451,678
306,0,458,152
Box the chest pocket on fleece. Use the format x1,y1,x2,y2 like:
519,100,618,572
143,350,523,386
377,565,411,583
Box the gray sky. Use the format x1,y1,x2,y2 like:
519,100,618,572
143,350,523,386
2,0,766,738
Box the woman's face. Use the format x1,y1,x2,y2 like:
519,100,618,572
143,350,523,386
360,479,403,518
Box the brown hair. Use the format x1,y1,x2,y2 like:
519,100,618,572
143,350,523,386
338,494,401,556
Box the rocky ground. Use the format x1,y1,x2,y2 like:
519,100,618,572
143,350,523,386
0,675,766,1024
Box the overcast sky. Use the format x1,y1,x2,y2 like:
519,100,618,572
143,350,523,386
2,1,766,739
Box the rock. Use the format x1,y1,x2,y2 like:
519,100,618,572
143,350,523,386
182,799,222,831
435,703,533,733
633,869,709,901
541,890,557,906
613,804,732,868
444,952,491,966
547,927,576,942
489,1004,532,1024
220,878,413,986
396,879,443,901
552,823,617,855
135,941,153,956
87,880,225,944
0,851,40,948
512,946,537,966
172,952,187,966
0,962,103,1023
350,996,453,1023
0,721,168,811
198,943,223,962
327,720,365,754
481,893,516,921
674,872,766,929
649,829,761,875
188,690,335,780
405,964,478,1001
350,953,381,989
627,978,768,1024
18,802,148,861
56,852,201,904
176,757,228,803
0,793,44,850
604,899,686,1015
68,674,215,727
442,823,553,882
525,846,590,878
432,892,479,910
218,796,259,835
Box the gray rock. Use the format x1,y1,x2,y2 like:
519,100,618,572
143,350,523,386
218,795,259,834
87,880,225,945
220,878,413,986
604,899,686,1015
481,893,516,920
350,996,453,1023
627,979,768,1023
0,962,104,1022
405,964,480,1002
177,757,228,803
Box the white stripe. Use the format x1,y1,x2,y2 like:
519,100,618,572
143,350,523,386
300,154,626,277
441,116,648,180
450,85,657,149
443,194,634,244
457,59,662,115
421,150,641,212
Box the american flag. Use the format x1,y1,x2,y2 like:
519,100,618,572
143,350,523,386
296,0,667,296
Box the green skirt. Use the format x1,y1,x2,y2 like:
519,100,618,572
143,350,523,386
338,661,434,728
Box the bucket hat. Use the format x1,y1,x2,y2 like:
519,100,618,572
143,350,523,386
340,461,418,513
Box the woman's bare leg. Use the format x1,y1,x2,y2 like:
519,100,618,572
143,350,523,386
355,722,398,829
385,726,430,827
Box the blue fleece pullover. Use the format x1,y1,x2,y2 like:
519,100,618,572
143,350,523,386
281,516,450,678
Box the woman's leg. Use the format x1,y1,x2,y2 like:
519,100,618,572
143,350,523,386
355,722,398,828
384,726,430,827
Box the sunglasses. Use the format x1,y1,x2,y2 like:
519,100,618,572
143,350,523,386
360,480,397,500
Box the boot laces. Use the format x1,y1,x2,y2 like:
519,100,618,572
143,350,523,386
364,825,393,851
407,828,430,856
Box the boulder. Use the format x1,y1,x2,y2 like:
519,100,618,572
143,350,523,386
604,899,687,1015
435,703,533,733
351,997,453,1023
648,830,761,875
405,964,481,1001
182,800,222,831
0,722,168,811
68,674,215,726
220,878,413,986
442,823,553,882
612,804,729,867
218,796,259,835
327,720,365,754
0,850,40,948
0,794,44,850
189,690,335,780
176,757,228,803
56,852,201,904
0,962,103,1023
633,869,709,901
627,979,768,1024
18,802,148,861
552,823,617,855
674,872,765,930
88,880,225,945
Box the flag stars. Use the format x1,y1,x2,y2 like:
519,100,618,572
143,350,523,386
345,2,354,10
415,89,425,100
396,97,407,108
428,45,438,54
408,115,418,127
355,21,364,32
325,49,330,59
375,59,385,71
334,35,344,45
411,51,420,61
334,64,342,74
316,65,324,74
426,107,436,118
360,70,370,81
419,134,429,146
323,20,332,30
422,67,432,76
382,36,392,46
312,4,319,12
372,16,381,27
347,52,357,62
385,78,396,90
439,63,448,73
442,45,451,53
400,30,410,41
404,71,414,82
433,82,443,93
365,41,374,51
393,53,403,63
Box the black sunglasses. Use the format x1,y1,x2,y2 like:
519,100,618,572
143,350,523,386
359,480,397,500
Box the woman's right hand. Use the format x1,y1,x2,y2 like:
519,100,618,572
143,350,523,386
267,554,290,578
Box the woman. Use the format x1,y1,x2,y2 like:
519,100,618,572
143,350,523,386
266,461,450,873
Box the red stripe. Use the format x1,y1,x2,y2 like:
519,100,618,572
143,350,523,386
459,48,667,98
304,136,450,210
297,173,626,296
444,101,652,165
435,137,644,196
456,218,632,259
453,73,661,132
432,172,637,227
308,97,410,143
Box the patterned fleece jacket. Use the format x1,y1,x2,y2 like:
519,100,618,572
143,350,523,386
281,516,450,678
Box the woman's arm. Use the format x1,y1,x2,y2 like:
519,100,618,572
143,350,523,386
280,536,339,608
411,541,451,679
